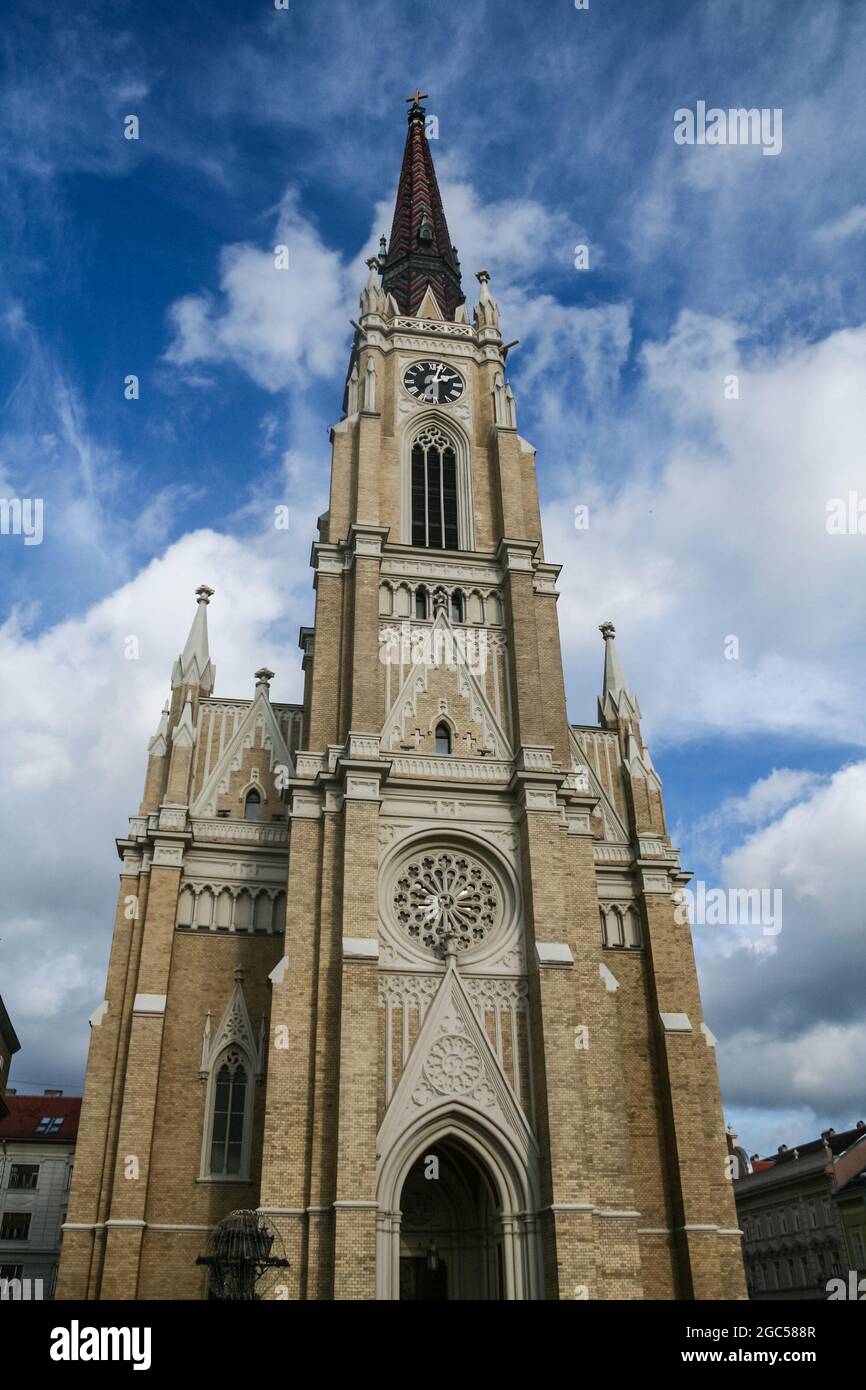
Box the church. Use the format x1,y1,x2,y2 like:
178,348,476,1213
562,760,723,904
57,96,746,1301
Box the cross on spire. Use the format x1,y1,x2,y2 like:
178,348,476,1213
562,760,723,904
406,89,428,106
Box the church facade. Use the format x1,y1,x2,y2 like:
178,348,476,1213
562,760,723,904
57,98,746,1301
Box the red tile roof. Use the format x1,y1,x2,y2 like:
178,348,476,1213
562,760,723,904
0,1094,81,1142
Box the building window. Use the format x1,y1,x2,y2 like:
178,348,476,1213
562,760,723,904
209,1050,249,1176
779,1210,788,1235
414,586,428,620
36,1116,63,1135
808,1201,818,1228
243,789,262,822
411,426,459,550
0,1212,31,1241
8,1164,39,1191
450,590,464,623
822,1199,832,1225
435,722,452,755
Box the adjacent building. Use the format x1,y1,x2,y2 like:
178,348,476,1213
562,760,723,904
0,1092,81,1296
831,1131,866,1284
734,1121,866,1300
0,996,20,1121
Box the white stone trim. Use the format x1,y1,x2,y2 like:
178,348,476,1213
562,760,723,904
659,1012,692,1033
342,938,380,962
133,993,166,1016
269,956,289,986
535,942,574,968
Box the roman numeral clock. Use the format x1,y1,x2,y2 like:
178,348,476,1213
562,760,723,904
403,359,465,405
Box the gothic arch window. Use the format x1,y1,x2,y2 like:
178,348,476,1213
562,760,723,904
209,1051,248,1176
435,722,452,755
415,586,429,620
411,425,458,550
244,788,262,821
450,589,464,623
403,418,473,551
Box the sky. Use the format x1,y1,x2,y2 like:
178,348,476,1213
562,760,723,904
0,0,864,1161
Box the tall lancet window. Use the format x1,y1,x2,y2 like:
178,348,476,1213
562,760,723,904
244,788,262,821
411,425,459,550
209,1050,248,1176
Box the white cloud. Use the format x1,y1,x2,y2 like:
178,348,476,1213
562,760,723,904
166,190,353,391
540,313,866,745
0,518,318,1085
694,761,866,1136
815,204,866,244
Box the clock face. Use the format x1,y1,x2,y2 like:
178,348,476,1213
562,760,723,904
403,360,465,405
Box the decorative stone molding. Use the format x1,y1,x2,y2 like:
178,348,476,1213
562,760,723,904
389,754,512,782
343,774,382,801
158,806,187,831
152,843,184,868
516,745,554,772
344,732,381,760
532,563,561,596
640,870,671,895
700,1022,718,1048
496,538,536,572
191,819,289,845
294,752,328,779
89,1000,109,1027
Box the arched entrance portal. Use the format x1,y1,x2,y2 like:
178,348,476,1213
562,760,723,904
398,1139,503,1300
376,1110,543,1300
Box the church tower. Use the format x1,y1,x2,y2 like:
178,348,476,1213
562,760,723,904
58,96,746,1302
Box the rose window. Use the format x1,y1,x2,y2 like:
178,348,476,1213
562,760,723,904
393,850,499,957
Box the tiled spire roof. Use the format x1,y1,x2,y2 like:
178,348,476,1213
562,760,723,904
381,94,465,321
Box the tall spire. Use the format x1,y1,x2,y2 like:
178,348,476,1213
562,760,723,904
381,91,465,322
172,584,215,693
597,621,640,726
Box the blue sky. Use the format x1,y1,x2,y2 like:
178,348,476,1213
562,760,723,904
1,0,864,1159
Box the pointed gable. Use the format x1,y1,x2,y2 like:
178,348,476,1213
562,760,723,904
381,608,512,759
377,960,535,1163
191,688,295,818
